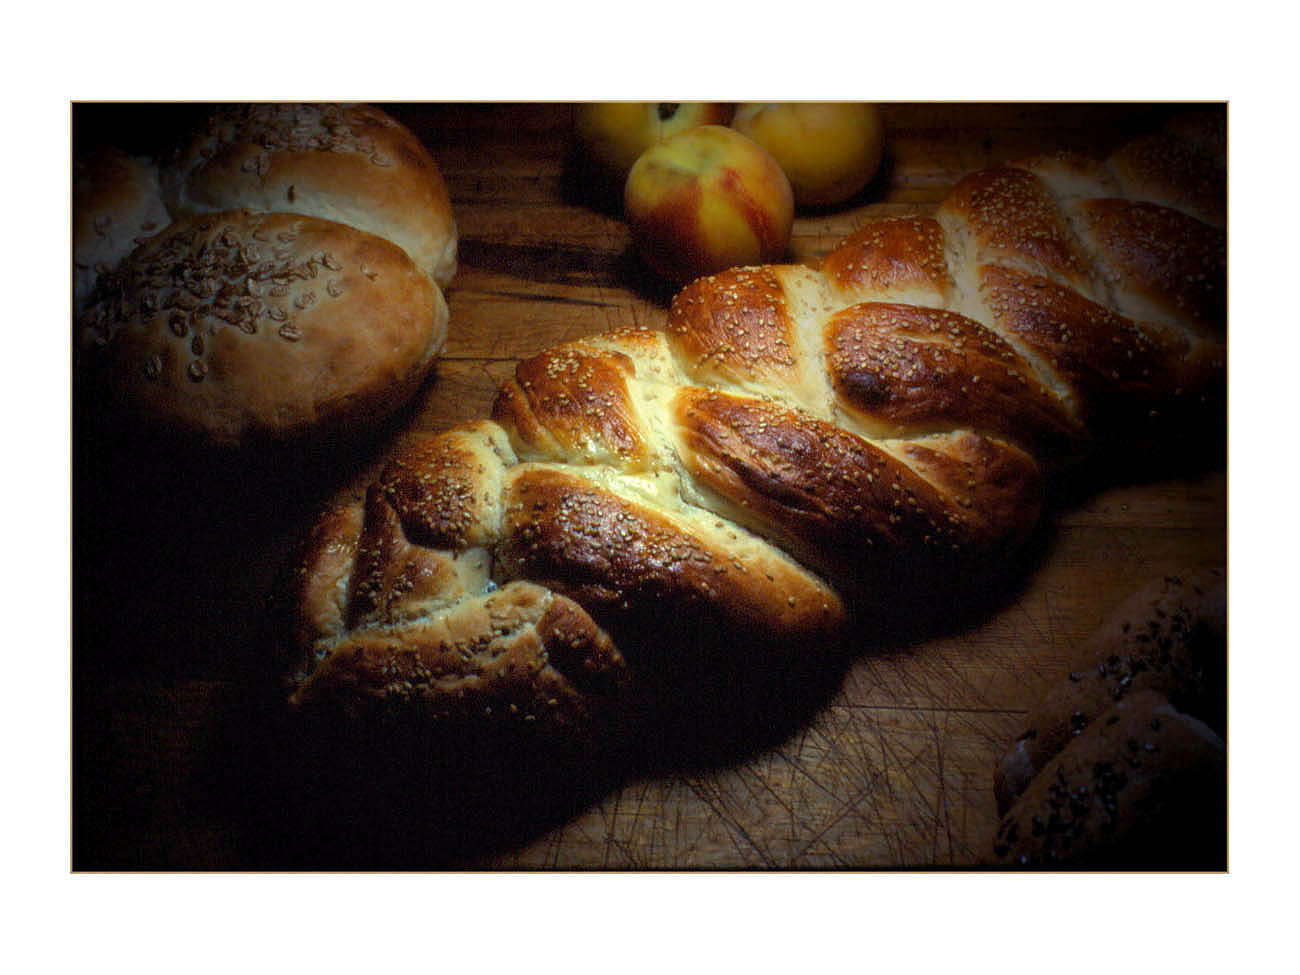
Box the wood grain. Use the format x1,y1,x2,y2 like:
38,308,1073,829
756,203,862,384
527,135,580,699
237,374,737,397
70,102,1226,870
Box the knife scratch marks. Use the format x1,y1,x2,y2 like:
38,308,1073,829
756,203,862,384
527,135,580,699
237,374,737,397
930,709,954,865
617,780,672,869
683,775,777,869
600,785,625,869
783,711,893,865
524,649,1014,867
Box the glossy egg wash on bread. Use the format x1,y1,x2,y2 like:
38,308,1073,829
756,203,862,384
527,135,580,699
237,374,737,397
286,114,1225,749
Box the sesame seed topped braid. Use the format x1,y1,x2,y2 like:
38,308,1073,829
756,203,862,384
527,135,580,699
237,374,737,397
287,114,1225,747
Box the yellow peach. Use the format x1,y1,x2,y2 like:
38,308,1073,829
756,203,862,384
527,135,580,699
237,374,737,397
731,102,884,207
623,125,794,285
573,102,734,182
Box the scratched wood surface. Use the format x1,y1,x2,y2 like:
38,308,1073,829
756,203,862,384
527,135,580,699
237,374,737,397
70,102,1227,870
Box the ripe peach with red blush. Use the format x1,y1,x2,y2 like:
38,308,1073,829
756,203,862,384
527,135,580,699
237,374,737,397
623,125,794,285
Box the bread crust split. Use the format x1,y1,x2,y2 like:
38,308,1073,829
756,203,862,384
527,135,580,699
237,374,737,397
286,113,1226,760
161,103,458,289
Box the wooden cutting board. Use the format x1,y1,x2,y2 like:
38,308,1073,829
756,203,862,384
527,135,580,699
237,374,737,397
71,102,1226,869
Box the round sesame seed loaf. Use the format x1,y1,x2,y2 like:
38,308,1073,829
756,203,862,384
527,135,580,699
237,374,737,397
75,103,458,448
79,208,447,447
161,103,458,289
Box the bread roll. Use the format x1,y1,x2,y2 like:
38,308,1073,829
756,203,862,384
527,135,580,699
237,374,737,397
990,690,1226,868
994,567,1226,813
75,104,458,447
79,209,446,447
73,146,171,316
161,103,458,288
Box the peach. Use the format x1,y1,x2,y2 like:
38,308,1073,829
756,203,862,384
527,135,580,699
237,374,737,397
730,102,884,207
573,102,734,182
623,125,794,285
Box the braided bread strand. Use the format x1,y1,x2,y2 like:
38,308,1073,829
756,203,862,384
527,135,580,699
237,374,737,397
285,115,1225,746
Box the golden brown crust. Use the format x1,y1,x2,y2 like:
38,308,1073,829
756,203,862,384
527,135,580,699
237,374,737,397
345,484,477,631
493,344,649,470
498,465,845,643
825,301,1086,461
1073,199,1225,333
283,115,1226,762
81,209,445,446
162,103,458,287
1106,127,1226,229
290,580,633,736
976,263,1204,431
1011,150,1120,202
893,431,1043,553
821,217,954,307
287,478,634,740
673,388,1042,575
76,103,458,450
291,500,366,655
666,265,802,391
941,166,1097,295
378,421,515,550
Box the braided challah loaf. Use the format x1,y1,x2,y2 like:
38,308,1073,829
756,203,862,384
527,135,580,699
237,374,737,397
75,103,457,447
285,114,1226,750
